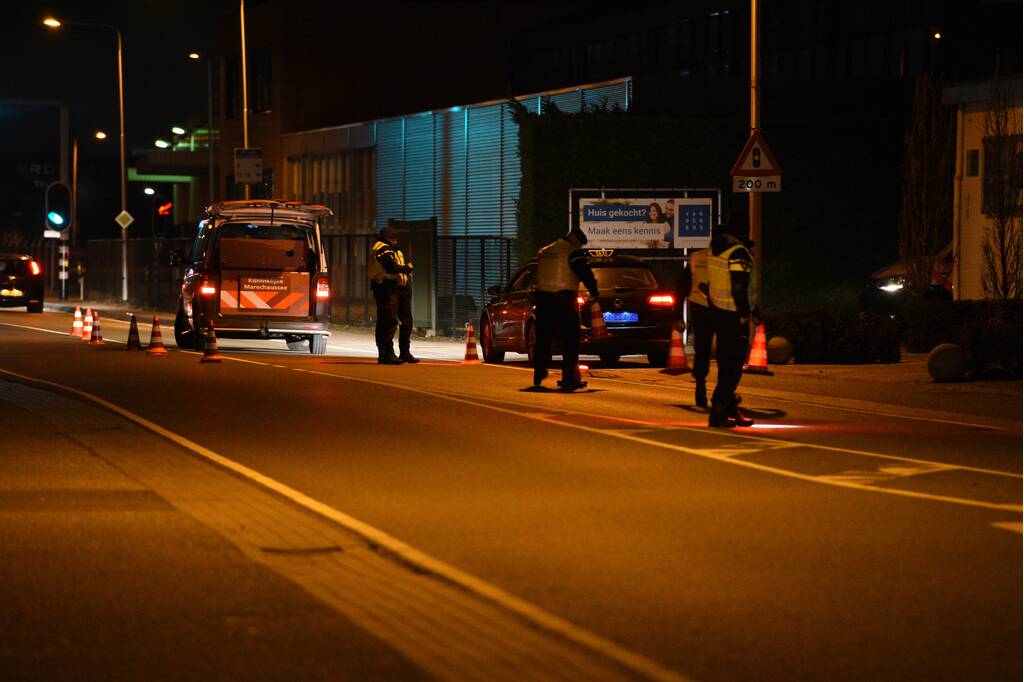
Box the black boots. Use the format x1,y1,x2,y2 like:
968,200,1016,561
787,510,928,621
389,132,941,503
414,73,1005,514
399,353,419,364
708,404,754,428
378,354,403,365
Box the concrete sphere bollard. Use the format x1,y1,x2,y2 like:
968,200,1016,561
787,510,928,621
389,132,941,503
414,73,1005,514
927,343,969,382
767,336,793,365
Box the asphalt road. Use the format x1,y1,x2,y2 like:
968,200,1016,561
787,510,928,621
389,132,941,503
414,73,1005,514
1,308,1020,681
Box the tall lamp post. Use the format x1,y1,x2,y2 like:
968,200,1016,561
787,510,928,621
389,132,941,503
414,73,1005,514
188,52,216,207
44,16,130,302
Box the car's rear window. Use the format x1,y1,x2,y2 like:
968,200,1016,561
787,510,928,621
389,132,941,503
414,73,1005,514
0,259,29,275
214,223,314,271
592,266,658,291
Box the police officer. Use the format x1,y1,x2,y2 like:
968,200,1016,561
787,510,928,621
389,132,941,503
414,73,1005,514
368,227,417,364
532,226,600,390
675,246,712,408
706,217,754,427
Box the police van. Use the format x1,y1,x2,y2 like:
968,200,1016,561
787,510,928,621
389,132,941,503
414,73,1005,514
174,200,333,354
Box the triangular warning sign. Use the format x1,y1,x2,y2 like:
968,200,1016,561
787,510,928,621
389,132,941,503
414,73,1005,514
730,130,783,177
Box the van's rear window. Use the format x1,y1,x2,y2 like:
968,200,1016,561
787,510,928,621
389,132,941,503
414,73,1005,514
215,223,313,271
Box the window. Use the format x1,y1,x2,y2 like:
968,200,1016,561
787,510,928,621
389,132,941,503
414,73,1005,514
509,267,535,292
982,136,1023,216
252,47,272,113
967,149,980,177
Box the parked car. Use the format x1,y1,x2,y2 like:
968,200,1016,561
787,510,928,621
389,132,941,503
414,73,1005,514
479,250,675,366
174,200,333,354
0,254,44,313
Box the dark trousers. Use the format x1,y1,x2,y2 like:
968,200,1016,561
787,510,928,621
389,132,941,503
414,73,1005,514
372,281,413,357
688,301,712,382
709,306,750,414
532,290,581,382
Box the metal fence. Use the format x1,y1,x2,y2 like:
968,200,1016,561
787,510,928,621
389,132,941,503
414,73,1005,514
436,236,513,333
323,233,512,334
83,238,190,309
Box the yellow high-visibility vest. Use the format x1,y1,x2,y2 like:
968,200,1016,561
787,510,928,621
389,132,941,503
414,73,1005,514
368,240,409,286
707,243,750,311
687,249,709,307
535,239,580,293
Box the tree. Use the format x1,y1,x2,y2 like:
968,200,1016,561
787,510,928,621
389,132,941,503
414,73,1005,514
980,72,1022,301
897,75,954,298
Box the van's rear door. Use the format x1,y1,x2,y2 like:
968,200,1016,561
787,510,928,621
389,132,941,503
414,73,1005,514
215,223,313,318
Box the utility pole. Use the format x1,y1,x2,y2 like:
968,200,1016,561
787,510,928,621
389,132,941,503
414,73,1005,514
240,0,250,200
749,0,762,307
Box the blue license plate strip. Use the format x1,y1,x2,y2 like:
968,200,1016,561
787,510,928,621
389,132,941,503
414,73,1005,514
603,311,638,323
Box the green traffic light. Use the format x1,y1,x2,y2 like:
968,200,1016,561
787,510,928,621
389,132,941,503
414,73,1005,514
47,211,65,226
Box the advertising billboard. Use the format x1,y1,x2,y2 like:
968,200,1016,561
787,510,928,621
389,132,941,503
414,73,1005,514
578,197,713,250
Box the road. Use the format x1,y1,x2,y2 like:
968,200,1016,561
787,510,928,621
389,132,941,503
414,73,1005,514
1,308,1020,681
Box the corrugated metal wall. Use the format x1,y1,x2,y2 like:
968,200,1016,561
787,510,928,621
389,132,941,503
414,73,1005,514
373,78,632,238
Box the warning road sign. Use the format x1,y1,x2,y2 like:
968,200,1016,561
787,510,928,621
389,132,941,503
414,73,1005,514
730,130,783,177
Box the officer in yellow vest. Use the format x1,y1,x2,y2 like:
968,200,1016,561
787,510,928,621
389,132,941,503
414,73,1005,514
532,226,600,390
368,227,417,364
675,247,712,408
706,217,754,427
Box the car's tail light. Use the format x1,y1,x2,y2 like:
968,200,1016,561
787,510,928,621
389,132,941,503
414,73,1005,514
648,294,675,306
199,277,217,296
576,295,586,308
28,260,41,276
315,278,330,299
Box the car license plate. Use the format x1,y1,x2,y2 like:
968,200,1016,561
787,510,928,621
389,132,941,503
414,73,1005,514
603,311,638,323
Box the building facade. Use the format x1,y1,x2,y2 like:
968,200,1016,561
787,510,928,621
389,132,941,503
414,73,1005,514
947,79,1023,300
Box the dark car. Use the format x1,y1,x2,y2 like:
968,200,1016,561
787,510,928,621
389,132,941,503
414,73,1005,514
479,251,675,366
0,254,44,313
174,200,333,354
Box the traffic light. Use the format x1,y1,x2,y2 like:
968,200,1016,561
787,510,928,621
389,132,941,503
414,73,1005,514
45,182,72,229
157,201,173,216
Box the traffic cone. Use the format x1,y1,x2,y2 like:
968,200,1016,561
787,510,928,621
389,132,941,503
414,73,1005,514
81,308,93,342
743,323,773,375
200,319,224,363
147,316,168,356
660,327,691,375
463,323,480,364
589,300,609,339
89,311,105,345
125,314,142,350
71,306,83,337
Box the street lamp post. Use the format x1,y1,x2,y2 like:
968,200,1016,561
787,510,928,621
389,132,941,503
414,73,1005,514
189,51,217,207
44,17,130,302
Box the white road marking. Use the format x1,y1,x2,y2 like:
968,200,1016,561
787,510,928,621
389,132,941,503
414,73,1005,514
0,366,690,682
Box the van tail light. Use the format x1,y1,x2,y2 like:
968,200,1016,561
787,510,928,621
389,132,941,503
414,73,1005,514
28,260,41,276
199,277,217,296
648,294,675,306
315,278,330,299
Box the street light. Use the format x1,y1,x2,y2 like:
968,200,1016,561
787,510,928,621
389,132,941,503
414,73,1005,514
44,15,130,302
154,139,170,149
187,51,216,206
143,187,156,196
171,126,186,136
94,130,107,140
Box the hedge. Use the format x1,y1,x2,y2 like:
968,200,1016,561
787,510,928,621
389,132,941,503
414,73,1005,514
761,309,901,364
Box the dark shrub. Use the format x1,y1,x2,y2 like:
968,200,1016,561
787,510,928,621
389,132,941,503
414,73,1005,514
960,318,1023,378
761,310,901,364
901,299,1021,353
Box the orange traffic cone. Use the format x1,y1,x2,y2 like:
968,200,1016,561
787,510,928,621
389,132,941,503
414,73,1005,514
200,319,224,363
463,323,480,364
81,308,93,342
89,311,105,345
660,327,691,375
743,323,773,375
71,306,83,337
147,316,168,356
589,300,609,339
126,314,142,350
